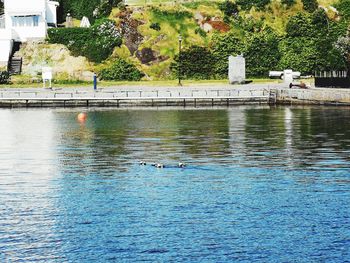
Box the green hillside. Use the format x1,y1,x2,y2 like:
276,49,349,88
34,0,350,81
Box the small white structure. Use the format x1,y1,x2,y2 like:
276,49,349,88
42,66,52,88
0,0,59,67
283,69,294,85
80,16,91,28
229,55,246,84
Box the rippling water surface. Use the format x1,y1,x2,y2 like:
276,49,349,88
0,106,349,262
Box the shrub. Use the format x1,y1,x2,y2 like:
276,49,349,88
281,0,296,8
0,71,10,84
211,32,245,77
218,0,239,18
286,13,313,37
57,0,122,22
99,59,144,81
195,27,207,37
236,0,271,11
48,19,121,63
335,0,350,20
171,46,217,79
150,22,161,31
302,0,318,13
244,31,281,77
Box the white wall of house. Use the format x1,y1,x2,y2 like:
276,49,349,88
46,2,59,25
4,0,47,42
0,0,58,66
0,39,13,67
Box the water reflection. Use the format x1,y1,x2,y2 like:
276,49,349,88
0,106,349,262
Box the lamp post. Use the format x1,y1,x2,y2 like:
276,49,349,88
178,34,182,86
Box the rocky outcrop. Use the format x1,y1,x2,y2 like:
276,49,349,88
136,48,169,65
119,10,144,55
15,42,94,81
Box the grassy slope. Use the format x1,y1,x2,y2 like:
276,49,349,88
112,0,338,80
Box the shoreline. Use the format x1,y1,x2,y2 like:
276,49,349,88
0,83,350,108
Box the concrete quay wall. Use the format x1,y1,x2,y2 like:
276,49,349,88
0,84,272,108
1,84,350,107
276,87,350,105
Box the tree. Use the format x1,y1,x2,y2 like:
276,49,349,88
57,0,122,23
244,31,281,77
335,27,350,72
218,0,239,19
286,13,313,37
281,0,296,8
211,32,245,77
335,0,350,20
171,46,218,79
236,0,271,11
302,0,318,13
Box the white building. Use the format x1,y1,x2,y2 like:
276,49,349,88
0,0,59,67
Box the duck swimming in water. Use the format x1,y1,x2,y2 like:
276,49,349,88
155,163,164,168
139,161,147,165
178,162,186,168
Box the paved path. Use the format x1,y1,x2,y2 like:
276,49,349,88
1,83,350,107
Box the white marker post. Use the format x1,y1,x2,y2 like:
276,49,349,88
42,67,53,89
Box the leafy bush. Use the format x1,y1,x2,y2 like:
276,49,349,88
236,0,271,11
0,71,10,84
335,30,350,70
57,0,122,22
218,0,239,18
244,31,281,77
195,27,207,37
286,13,313,37
151,7,192,21
281,0,296,8
171,46,217,79
48,19,121,63
150,22,161,31
302,0,318,13
99,59,144,81
335,0,350,20
211,32,245,77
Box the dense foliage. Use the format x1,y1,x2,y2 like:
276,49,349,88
150,22,161,31
302,0,318,13
57,0,122,22
335,0,350,19
218,0,239,19
236,0,271,11
335,27,350,70
48,19,121,63
99,59,144,81
0,71,10,84
171,8,348,79
245,31,281,76
171,46,217,79
281,0,296,8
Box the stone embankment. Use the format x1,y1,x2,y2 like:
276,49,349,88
0,83,350,107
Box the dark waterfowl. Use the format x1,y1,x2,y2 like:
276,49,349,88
139,161,147,165
178,162,185,168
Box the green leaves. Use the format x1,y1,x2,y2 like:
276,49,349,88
0,71,10,84
99,59,144,81
47,20,121,63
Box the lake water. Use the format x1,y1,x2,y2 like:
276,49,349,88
0,106,349,262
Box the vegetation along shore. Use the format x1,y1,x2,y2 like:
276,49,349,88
0,0,350,86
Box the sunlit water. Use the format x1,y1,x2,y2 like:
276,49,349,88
0,106,349,262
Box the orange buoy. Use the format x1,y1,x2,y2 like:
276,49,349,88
77,112,87,122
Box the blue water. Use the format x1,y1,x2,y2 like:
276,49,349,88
0,107,349,262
